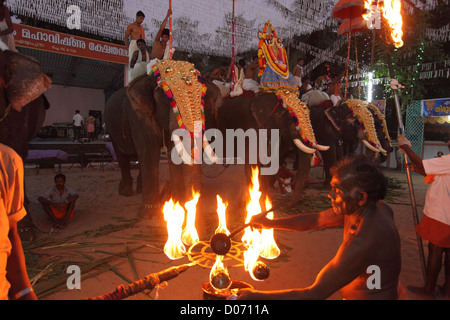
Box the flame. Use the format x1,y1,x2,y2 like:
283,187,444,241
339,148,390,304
181,191,200,246
215,195,230,236
163,198,186,260
363,0,403,48
242,167,262,247
381,0,403,48
209,255,231,291
241,167,279,279
259,196,280,259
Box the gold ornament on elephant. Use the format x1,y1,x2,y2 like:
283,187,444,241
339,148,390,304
346,99,382,150
277,90,317,147
156,60,205,135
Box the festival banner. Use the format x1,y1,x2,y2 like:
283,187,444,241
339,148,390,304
13,23,128,65
421,97,450,117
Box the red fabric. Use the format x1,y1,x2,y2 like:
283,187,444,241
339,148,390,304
416,215,450,248
316,100,333,109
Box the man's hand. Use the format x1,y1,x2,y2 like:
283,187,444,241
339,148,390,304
397,134,412,150
250,212,273,229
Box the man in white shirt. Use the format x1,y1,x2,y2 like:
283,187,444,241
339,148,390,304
72,110,83,142
399,136,450,299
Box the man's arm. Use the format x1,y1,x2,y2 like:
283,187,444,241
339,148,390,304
238,234,369,300
251,207,343,232
6,221,37,300
153,9,172,45
129,50,139,68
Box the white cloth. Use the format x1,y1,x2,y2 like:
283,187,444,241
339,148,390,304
72,113,83,126
0,143,27,300
330,94,341,106
293,75,301,88
41,185,77,204
128,49,150,83
242,79,260,93
128,40,138,64
423,154,450,226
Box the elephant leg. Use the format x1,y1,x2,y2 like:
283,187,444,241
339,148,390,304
136,165,142,194
286,151,312,208
321,144,339,185
114,143,133,197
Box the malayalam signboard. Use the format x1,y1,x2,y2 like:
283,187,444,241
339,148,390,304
13,23,128,65
422,97,450,117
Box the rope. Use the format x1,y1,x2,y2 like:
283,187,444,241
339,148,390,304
344,31,351,99
354,34,360,99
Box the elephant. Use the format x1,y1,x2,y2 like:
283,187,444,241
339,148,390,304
307,90,391,183
0,46,52,240
204,90,329,209
104,60,222,218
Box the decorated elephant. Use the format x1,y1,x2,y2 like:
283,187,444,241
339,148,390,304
204,90,329,208
0,45,52,240
307,90,391,183
104,60,222,218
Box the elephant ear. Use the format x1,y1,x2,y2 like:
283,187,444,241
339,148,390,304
1,50,51,111
324,103,352,131
127,73,158,118
250,93,280,128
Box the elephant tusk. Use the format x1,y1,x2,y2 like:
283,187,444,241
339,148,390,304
315,144,330,151
202,136,219,164
173,135,194,165
362,139,380,153
378,145,388,156
293,138,316,154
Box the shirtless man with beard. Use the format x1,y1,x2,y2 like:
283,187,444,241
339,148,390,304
238,155,402,300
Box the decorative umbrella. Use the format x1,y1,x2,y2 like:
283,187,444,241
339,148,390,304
332,0,365,20
332,0,365,99
337,16,366,98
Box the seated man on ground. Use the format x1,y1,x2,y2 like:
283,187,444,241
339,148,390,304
38,174,79,229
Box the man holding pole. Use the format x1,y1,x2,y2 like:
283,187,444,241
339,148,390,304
399,136,450,299
150,8,172,60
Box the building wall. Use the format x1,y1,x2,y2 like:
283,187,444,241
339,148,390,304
43,85,105,126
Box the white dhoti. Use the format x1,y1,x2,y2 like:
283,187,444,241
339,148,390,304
293,75,302,88
129,46,150,83
242,79,260,93
212,80,231,98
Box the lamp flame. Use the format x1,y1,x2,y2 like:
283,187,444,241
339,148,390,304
181,190,200,246
259,196,280,259
209,255,231,291
215,195,230,236
163,198,186,260
241,167,279,279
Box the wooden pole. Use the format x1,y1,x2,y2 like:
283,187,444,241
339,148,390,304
231,0,236,91
169,0,173,60
386,46,427,285
86,263,194,300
